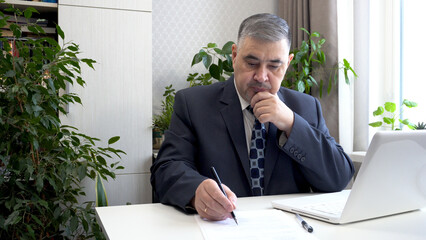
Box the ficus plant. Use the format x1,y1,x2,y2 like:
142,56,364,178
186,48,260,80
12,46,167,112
0,4,124,239
369,99,418,130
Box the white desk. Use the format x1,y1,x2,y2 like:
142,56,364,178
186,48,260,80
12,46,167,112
96,194,426,240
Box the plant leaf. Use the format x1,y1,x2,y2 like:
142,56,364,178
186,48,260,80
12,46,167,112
209,64,221,80
191,53,202,66
56,24,65,39
95,173,108,207
373,106,384,116
202,54,212,69
311,31,320,37
384,102,396,113
108,136,120,145
369,122,382,127
402,99,417,108
207,42,217,48
383,117,394,124
24,7,38,19
221,41,234,54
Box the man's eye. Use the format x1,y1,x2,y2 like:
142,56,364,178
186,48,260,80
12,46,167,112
269,65,279,69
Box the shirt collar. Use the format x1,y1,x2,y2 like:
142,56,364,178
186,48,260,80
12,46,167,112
233,79,250,111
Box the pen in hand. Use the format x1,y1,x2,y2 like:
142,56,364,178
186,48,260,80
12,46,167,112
210,166,238,225
295,213,313,233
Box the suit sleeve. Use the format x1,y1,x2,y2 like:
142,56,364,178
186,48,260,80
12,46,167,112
150,90,207,212
281,97,355,192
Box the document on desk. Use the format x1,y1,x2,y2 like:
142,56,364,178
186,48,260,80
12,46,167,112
195,209,318,240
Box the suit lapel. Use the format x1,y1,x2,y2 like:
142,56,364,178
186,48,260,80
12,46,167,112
219,77,251,184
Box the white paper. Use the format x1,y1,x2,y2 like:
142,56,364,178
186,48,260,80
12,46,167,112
195,209,318,240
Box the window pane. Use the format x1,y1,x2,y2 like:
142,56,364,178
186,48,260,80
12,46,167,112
401,0,426,125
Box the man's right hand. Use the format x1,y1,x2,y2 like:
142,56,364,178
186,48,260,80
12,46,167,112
191,179,237,221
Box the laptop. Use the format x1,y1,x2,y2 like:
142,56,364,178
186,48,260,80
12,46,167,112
272,130,426,224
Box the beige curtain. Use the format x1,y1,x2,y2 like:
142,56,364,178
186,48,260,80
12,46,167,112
279,0,340,142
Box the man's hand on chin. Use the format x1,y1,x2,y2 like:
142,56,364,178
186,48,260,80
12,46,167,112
250,91,294,136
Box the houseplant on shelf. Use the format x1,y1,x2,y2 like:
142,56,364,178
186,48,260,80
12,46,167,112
0,5,124,239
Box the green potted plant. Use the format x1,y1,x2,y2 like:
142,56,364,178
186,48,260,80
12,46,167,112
152,84,175,149
187,41,234,86
369,99,418,130
283,28,357,97
0,5,124,239
414,122,426,130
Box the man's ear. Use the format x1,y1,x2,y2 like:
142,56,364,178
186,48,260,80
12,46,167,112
287,53,294,67
232,44,238,63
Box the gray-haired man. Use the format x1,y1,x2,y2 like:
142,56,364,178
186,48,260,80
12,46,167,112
151,13,354,221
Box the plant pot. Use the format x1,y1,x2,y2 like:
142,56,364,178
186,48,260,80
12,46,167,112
153,128,165,150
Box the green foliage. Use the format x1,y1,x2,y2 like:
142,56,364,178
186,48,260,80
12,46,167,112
153,84,175,132
369,99,418,130
283,28,357,97
187,41,234,86
0,4,125,239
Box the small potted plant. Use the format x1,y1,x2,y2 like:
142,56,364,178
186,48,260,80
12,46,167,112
153,84,175,149
414,122,426,130
369,99,418,130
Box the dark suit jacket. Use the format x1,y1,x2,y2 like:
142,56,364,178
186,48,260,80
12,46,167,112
150,76,354,211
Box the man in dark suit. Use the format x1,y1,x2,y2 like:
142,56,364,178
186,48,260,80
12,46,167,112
151,13,354,221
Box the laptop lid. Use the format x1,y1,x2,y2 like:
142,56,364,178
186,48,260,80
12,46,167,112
272,130,426,224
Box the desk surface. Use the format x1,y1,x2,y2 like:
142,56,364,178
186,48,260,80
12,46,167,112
96,194,426,240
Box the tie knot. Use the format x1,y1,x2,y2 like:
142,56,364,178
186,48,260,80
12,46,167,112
246,106,254,115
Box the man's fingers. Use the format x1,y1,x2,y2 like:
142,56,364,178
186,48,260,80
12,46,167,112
250,91,272,108
205,180,235,212
194,179,237,221
223,184,237,209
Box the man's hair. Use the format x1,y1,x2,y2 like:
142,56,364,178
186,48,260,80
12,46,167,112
237,13,291,48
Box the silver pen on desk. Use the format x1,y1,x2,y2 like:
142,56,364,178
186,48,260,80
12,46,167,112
295,213,314,233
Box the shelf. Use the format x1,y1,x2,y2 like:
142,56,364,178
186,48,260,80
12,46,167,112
21,26,56,34
1,0,57,14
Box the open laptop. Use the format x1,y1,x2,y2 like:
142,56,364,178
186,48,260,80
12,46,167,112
272,130,426,224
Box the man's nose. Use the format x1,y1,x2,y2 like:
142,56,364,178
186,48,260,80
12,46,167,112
254,66,268,82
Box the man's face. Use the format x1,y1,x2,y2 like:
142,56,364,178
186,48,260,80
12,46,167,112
232,37,293,102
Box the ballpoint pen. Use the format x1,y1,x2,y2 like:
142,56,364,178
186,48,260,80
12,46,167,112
295,213,313,233
210,166,238,225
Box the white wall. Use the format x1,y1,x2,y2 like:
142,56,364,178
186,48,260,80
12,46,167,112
152,0,279,114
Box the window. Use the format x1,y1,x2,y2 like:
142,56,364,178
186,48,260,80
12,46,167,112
400,0,426,125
